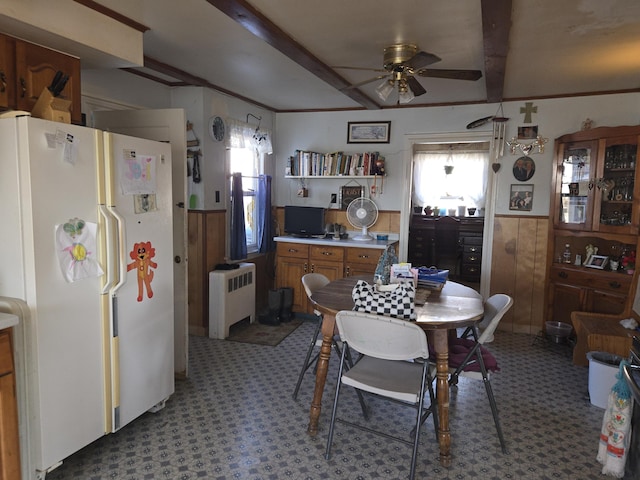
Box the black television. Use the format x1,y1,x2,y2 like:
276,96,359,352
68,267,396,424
284,206,326,237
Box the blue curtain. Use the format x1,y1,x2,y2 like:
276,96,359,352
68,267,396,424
256,175,275,253
230,172,247,260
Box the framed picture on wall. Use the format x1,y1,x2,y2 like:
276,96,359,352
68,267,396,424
509,184,533,211
340,185,364,210
347,121,391,144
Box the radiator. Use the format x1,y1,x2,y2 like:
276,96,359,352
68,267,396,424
208,263,256,339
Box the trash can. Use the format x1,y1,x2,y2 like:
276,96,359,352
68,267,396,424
587,351,624,409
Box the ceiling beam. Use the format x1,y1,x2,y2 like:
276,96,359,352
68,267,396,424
141,56,275,111
205,0,380,110
481,0,512,103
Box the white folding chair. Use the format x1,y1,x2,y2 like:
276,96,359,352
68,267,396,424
449,293,513,453
325,311,438,480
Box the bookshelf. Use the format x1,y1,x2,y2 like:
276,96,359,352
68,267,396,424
286,149,386,178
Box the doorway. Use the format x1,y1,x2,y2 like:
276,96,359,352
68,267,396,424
400,131,494,298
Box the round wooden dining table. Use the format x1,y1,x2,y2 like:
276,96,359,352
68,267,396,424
308,275,484,467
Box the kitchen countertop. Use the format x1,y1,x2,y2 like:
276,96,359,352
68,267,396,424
0,312,19,330
274,235,397,249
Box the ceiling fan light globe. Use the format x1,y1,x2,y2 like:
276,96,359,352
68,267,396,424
375,79,394,101
398,88,415,104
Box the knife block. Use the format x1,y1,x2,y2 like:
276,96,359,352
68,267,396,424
31,88,71,124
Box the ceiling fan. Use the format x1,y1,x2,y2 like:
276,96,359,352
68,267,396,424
335,44,482,104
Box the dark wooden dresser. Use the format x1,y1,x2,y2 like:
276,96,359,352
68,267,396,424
408,215,484,282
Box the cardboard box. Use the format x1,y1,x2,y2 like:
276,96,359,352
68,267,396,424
31,88,71,124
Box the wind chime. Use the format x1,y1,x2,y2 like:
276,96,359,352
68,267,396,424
491,104,508,172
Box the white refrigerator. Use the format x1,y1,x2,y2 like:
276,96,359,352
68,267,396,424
0,116,175,478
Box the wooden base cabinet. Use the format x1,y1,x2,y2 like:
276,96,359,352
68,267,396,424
276,241,390,314
0,329,20,480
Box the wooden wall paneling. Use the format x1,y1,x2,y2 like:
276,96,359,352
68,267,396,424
490,216,548,335
531,219,549,334
490,216,518,330
188,211,206,336
512,218,536,333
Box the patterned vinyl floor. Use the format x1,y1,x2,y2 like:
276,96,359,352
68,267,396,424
47,321,621,479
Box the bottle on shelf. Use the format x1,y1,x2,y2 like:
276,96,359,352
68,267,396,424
562,244,572,264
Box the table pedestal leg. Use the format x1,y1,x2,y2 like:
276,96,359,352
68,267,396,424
307,312,335,436
433,329,451,467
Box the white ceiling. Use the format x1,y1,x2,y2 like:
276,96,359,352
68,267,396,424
90,0,640,111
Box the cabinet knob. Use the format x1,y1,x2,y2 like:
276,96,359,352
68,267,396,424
20,77,26,97
0,72,5,93
559,271,568,279
345,266,350,276
468,256,477,262
288,248,297,253
322,251,332,256
358,254,369,259
304,263,308,273
609,281,621,289
310,264,315,272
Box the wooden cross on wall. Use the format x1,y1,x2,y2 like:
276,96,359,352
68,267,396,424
520,102,537,123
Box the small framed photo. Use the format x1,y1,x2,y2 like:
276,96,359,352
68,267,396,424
509,184,534,211
518,125,538,140
585,254,609,269
347,121,391,144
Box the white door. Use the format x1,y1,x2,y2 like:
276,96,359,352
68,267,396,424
93,109,188,377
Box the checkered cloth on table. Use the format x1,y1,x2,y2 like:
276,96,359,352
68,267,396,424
352,280,416,320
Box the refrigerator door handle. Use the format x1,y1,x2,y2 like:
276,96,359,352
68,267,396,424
109,206,128,295
99,204,116,294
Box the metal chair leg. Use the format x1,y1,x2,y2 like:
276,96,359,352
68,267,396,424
292,318,321,400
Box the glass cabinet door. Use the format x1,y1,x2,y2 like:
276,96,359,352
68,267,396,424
596,136,639,233
557,141,594,230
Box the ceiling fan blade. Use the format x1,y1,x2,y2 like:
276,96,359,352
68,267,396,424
404,51,441,71
341,74,389,90
407,76,427,97
417,69,483,81
333,66,387,73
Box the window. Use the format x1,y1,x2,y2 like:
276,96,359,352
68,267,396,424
230,147,263,253
412,144,489,213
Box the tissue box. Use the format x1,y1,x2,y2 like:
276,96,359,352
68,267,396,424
31,88,71,124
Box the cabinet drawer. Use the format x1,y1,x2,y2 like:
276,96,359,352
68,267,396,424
550,266,631,293
462,236,483,246
277,242,309,259
345,248,380,266
0,331,13,376
461,264,481,277
463,252,482,264
309,245,344,262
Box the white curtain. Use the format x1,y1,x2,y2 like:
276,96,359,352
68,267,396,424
412,151,489,210
225,118,273,155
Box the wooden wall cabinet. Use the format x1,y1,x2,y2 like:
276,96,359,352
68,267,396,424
0,33,81,124
546,125,640,328
0,329,20,480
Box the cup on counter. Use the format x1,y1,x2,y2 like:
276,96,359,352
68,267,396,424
468,207,477,216
448,208,456,216
458,205,466,216
439,208,447,216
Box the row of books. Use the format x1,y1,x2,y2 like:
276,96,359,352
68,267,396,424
286,150,385,177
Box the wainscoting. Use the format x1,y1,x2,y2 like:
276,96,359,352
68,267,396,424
490,215,549,335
